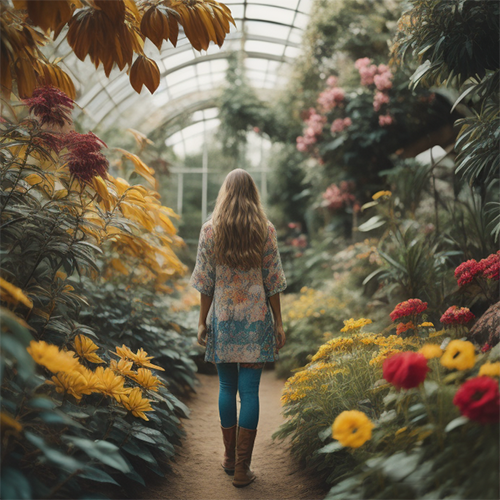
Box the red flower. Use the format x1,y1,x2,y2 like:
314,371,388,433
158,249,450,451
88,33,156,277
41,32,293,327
455,259,484,286
440,306,475,325
62,131,108,181
33,131,64,153
453,376,500,424
390,299,428,321
396,321,415,335
23,86,74,127
480,251,500,281
383,352,429,389
481,343,492,353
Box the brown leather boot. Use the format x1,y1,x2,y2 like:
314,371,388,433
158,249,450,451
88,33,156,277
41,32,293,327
232,426,257,488
221,424,237,475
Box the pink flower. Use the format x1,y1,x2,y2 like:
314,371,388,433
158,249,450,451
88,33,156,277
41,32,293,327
317,87,345,112
326,75,338,87
23,85,74,127
330,117,352,134
374,72,393,91
359,64,378,86
373,91,390,111
321,182,357,211
379,114,393,127
354,58,371,70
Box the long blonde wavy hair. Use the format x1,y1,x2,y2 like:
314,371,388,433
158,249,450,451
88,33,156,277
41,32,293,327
211,169,269,270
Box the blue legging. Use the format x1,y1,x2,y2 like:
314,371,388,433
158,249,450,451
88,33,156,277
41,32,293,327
216,363,264,430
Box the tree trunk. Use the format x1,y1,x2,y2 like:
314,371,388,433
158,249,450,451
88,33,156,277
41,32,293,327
467,301,500,348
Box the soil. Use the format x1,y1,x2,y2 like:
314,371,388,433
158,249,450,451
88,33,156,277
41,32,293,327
143,369,329,500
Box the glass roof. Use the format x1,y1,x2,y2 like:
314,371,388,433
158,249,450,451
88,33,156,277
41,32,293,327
47,0,313,134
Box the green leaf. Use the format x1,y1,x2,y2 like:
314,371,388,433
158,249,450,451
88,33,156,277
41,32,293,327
318,441,343,453
0,468,32,500
444,416,469,432
25,432,83,472
318,426,332,442
78,466,119,486
62,436,130,473
357,215,386,233
0,333,35,380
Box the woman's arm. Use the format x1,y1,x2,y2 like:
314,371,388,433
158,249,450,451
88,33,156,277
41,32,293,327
197,292,213,346
269,293,286,349
199,292,213,327
268,292,283,326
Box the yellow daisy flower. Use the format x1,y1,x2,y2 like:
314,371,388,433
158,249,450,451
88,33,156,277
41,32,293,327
479,362,500,378
440,340,476,371
419,343,443,360
129,347,165,371
332,410,374,448
121,388,155,421
49,371,89,400
27,340,80,374
110,358,135,377
131,368,163,392
74,335,105,364
94,367,132,402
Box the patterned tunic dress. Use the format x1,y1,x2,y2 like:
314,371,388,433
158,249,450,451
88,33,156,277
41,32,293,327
189,219,287,364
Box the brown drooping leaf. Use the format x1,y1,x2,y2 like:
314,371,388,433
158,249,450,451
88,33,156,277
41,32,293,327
36,60,76,100
171,0,235,51
0,43,12,98
140,5,180,50
14,56,38,98
12,0,79,39
67,5,144,77
129,55,160,94
93,0,126,23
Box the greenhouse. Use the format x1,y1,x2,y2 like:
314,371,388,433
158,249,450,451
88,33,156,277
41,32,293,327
0,0,499,499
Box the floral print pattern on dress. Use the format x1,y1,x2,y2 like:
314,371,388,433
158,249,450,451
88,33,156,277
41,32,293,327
190,220,287,364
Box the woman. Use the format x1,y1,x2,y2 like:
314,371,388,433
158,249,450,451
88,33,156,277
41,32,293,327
189,168,287,488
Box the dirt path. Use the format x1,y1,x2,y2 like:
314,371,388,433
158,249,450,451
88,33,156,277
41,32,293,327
147,370,328,500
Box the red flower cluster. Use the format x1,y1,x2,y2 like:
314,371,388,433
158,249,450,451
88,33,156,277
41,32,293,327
390,299,428,321
23,86,74,127
62,131,108,182
481,251,500,281
396,321,415,335
453,376,500,424
383,352,429,389
33,131,65,154
455,251,500,286
440,306,475,325
454,259,484,286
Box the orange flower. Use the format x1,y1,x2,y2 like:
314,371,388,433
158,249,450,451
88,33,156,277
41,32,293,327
94,367,131,402
74,334,105,364
121,388,154,421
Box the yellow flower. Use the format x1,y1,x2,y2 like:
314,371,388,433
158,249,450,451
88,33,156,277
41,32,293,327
419,343,443,360
440,340,476,371
340,318,372,332
332,410,374,448
27,340,80,374
94,367,132,402
110,358,134,377
131,368,163,392
121,387,154,421
75,366,105,393
74,335,105,364
479,362,500,378
112,345,164,371
0,412,23,433
49,371,90,400
372,190,392,200
0,277,33,308
419,322,434,328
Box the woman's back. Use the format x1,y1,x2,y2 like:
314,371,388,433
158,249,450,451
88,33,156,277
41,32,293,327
190,218,286,363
